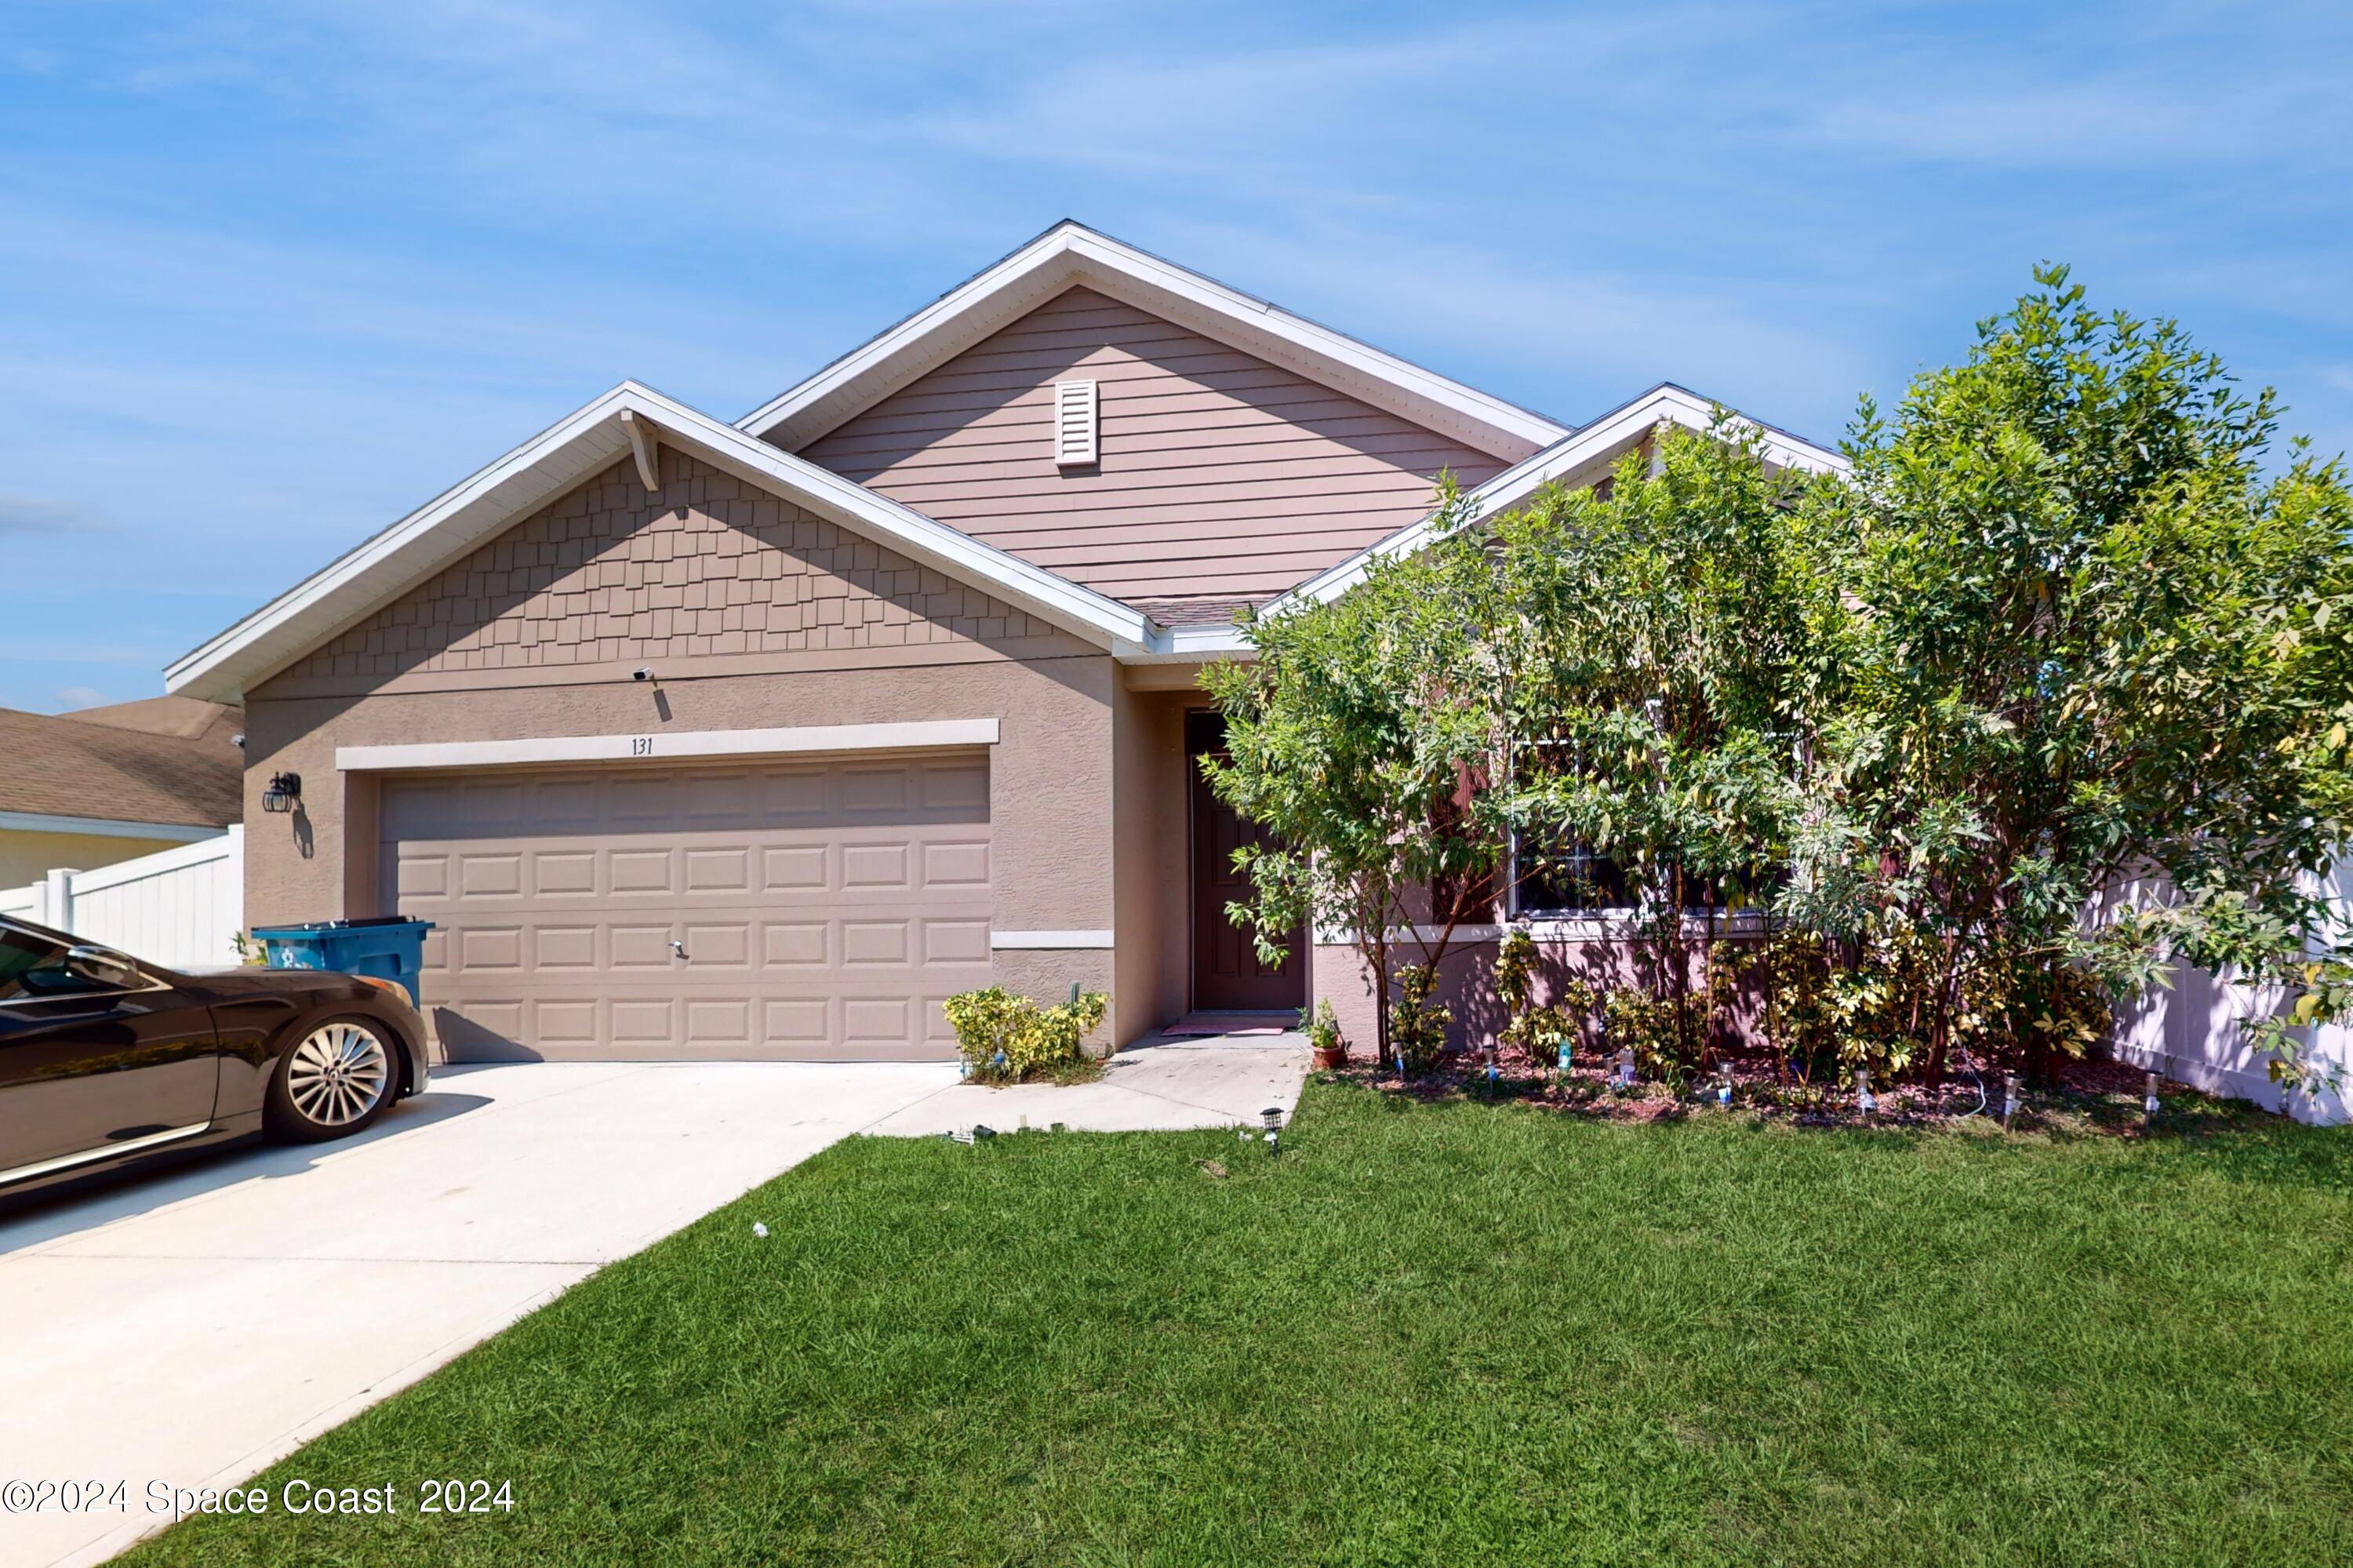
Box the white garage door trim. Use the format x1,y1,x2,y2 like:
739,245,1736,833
338,718,999,773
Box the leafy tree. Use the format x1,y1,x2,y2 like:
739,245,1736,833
1798,265,2353,1085
1197,494,1502,1065
1206,267,2353,1094
1489,423,1840,1068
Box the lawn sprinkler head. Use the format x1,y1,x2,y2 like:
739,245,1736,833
1855,1067,1877,1117
1260,1105,1283,1156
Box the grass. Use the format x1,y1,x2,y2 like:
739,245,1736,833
127,1079,2351,1566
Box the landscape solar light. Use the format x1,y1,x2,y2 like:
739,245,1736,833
2144,1071,2162,1126
1855,1067,1878,1117
1555,1034,1573,1076
1717,1062,1735,1108
1613,1046,1638,1090
2002,1072,2020,1126
1260,1105,1282,1156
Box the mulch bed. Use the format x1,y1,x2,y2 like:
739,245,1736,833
1328,1050,2228,1137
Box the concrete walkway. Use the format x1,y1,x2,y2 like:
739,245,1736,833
0,1060,957,1568
868,1029,1311,1138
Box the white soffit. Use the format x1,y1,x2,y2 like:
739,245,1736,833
165,382,1161,702
735,220,1571,462
1267,384,1849,613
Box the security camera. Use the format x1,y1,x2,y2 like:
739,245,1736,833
631,668,653,682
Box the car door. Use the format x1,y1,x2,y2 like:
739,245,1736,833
0,922,222,1181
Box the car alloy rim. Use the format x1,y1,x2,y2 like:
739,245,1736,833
286,1022,390,1126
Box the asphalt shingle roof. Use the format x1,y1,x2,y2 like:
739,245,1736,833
0,698,243,828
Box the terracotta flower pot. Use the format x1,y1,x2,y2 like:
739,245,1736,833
1311,1044,1347,1069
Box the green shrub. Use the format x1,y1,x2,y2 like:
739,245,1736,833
1388,964,1452,1076
1492,927,1596,1068
942,986,1109,1083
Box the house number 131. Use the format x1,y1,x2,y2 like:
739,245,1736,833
631,736,654,755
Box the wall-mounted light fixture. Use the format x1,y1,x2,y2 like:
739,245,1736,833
261,772,303,813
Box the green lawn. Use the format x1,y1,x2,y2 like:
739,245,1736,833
129,1080,2352,1566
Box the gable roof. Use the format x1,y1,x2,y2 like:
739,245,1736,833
1269,382,1849,613
0,701,243,831
165,381,1164,702
737,220,1572,463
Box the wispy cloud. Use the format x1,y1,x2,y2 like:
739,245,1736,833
52,686,110,711
0,495,109,534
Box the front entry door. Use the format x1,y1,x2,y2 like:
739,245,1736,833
1187,711,1305,1012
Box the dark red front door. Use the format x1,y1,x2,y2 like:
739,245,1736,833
1188,711,1305,1012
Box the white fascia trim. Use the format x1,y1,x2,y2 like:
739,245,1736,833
336,719,999,773
736,221,1569,459
989,930,1115,949
1264,384,1849,615
165,380,1161,701
0,810,226,842
1124,624,1254,664
166,387,638,701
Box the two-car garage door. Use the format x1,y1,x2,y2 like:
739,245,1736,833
383,755,991,1060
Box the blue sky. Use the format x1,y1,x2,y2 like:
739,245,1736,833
5,1,2349,713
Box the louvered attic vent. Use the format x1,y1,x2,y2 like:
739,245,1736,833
1053,379,1098,467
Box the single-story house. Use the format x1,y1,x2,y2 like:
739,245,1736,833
0,697,242,886
165,221,1840,1061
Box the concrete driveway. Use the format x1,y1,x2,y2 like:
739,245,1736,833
0,1059,959,1568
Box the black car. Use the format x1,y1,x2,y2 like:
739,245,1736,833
0,915,430,1201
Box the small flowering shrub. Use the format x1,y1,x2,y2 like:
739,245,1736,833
943,986,1109,1084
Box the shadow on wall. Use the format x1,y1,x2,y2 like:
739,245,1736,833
1396,930,1772,1060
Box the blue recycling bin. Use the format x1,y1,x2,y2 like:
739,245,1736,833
253,917,435,1009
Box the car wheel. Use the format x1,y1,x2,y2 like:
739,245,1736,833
267,1017,397,1141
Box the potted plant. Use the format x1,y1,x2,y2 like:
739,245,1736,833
1302,998,1347,1069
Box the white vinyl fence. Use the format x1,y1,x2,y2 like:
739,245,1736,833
2112,857,2352,1126
0,826,245,970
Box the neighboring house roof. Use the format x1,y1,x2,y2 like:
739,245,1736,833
737,220,1572,461
0,700,243,832
165,229,1847,697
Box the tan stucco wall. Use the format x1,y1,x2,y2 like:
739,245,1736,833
242,451,1135,1046
0,830,196,888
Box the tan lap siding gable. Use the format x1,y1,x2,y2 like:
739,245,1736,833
791,286,1511,624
